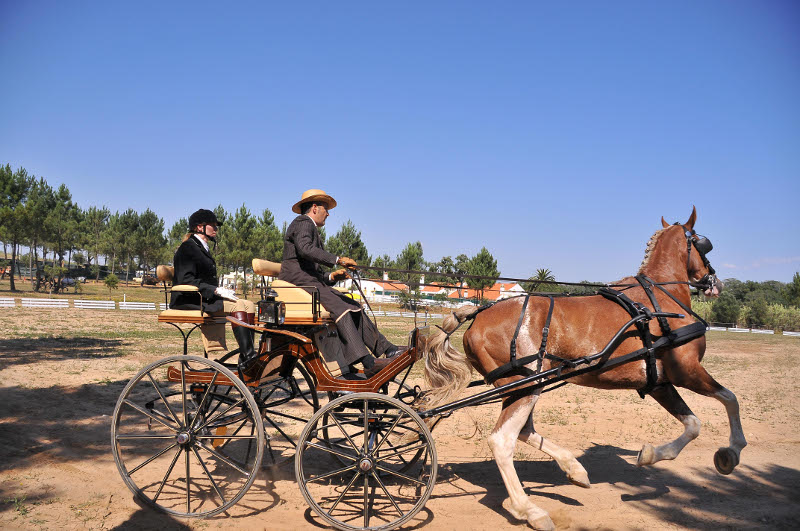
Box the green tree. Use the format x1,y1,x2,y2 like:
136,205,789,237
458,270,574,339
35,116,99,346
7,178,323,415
211,205,230,269
785,272,800,308
226,204,258,296
395,241,424,289
746,295,769,328
368,254,394,280
254,208,283,262
0,165,32,290
83,205,110,280
44,184,81,284
116,209,140,283
166,217,188,255
326,220,371,267
710,291,741,326
523,268,556,292
466,247,499,300
134,208,167,277
25,177,56,282
104,272,119,294
425,256,456,283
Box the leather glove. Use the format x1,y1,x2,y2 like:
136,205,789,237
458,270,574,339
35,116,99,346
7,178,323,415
330,269,350,282
337,256,358,269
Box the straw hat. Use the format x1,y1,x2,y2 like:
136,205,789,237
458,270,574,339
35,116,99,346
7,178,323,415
292,189,338,214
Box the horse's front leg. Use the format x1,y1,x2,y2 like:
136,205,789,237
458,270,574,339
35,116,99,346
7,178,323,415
488,395,555,531
637,383,701,466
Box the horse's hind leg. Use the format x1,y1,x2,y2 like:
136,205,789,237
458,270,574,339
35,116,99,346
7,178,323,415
518,403,590,488
637,383,701,466
670,364,747,474
488,394,555,530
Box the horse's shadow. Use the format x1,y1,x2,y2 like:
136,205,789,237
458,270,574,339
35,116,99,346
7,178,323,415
444,443,800,529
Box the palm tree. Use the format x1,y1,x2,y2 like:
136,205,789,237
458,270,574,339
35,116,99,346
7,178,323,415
523,268,555,292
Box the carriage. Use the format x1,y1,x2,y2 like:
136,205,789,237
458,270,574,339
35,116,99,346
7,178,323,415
111,208,745,531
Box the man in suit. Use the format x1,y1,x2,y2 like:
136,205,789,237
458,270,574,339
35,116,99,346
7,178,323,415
278,189,403,377
171,209,257,371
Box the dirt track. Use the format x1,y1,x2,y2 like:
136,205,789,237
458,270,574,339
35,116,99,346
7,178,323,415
1,308,799,530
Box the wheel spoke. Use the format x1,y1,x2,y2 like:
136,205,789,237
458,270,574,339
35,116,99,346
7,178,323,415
328,470,361,515
194,397,246,433
372,471,404,517
189,372,221,431
375,443,429,464
184,446,191,514
306,463,358,483
330,411,361,453
128,443,178,475
363,474,370,528
303,441,358,462
152,446,182,503
147,373,181,426
180,363,188,428
191,446,227,507
362,398,369,454
116,434,177,440
195,440,251,476
373,411,405,454
374,464,428,486
123,399,179,432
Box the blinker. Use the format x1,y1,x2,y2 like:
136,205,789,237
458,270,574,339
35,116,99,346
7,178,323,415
693,236,713,255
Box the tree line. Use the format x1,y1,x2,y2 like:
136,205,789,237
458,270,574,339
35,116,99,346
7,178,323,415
2,163,798,330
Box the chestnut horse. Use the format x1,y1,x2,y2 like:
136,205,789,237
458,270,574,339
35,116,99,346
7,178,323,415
420,208,745,530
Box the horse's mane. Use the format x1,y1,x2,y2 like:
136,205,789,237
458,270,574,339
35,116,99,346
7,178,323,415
637,228,668,274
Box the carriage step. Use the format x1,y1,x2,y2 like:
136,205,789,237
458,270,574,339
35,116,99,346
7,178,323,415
166,366,259,387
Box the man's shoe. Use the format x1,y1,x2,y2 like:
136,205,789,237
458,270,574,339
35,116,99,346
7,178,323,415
364,357,393,378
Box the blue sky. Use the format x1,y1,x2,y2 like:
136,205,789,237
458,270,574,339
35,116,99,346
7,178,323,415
2,1,798,282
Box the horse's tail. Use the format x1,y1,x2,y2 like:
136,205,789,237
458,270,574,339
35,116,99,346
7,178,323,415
420,306,479,408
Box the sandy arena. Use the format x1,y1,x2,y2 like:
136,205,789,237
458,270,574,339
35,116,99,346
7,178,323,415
1,307,799,530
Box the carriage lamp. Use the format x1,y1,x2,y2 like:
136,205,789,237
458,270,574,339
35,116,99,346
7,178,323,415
258,289,285,327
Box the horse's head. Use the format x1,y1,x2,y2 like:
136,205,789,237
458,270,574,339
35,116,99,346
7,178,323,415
660,206,722,298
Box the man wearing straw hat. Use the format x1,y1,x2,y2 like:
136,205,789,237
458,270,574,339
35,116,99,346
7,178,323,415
279,189,403,377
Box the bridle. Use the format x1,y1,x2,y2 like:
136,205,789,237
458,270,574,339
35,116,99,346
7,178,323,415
681,225,717,292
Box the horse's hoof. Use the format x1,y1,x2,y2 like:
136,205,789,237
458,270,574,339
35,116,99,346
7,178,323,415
529,514,556,531
568,469,591,488
713,447,739,475
637,444,656,466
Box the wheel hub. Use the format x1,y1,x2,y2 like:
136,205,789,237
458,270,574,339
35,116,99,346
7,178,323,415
176,431,193,445
359,457,374,473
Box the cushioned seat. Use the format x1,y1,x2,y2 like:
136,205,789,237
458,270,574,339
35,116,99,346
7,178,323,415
156,264,222,324
252,258,333,322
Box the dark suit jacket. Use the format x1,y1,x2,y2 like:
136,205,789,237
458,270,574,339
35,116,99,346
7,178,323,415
170,236,224,313
278,215,359,319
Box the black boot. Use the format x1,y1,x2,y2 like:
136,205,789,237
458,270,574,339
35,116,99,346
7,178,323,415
234,325,256,376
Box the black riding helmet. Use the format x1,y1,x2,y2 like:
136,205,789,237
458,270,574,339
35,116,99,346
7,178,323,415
188,209,222,241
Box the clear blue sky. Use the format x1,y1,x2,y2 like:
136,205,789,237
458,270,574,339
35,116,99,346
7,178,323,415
2,1,798,282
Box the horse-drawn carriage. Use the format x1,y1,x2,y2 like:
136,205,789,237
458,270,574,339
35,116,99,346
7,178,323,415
111,208,745,530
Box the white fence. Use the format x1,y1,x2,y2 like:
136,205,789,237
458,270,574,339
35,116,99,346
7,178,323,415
0,297,15,308
21,298,69,308
74,299,116,310
119,301,156,311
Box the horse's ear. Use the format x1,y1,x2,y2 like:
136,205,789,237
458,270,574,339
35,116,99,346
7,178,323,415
684,206,697,230
661,216,670,228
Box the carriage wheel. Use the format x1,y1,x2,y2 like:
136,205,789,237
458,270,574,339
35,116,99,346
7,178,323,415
255,359,321,466
111,355,264,518
323,378,424,473
296,392,437,531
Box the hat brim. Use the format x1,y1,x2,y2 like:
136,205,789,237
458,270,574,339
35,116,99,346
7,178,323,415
292,194,337,214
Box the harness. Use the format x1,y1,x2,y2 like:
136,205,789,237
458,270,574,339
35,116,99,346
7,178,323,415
481,227,714,398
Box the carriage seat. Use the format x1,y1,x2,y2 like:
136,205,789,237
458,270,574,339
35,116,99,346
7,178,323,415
155,265,224,325
252,259,332,321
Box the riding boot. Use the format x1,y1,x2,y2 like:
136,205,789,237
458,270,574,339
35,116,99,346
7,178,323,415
232,311,248,327
234,325,257,376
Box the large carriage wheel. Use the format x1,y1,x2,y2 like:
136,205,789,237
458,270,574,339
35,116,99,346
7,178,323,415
255,359,321,465
296,392,437,531
111,355,264,518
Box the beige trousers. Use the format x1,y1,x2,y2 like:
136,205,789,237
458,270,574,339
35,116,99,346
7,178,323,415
201,299,257,353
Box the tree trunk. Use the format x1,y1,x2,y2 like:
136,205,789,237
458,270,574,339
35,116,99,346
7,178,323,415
10,242,17,291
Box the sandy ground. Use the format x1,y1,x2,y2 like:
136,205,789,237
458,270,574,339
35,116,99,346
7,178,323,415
1,307,799,530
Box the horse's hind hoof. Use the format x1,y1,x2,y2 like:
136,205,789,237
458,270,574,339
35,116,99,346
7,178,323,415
637,444,656,466
713,447,739,475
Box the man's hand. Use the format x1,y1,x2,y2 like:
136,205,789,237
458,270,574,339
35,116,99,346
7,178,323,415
330,269,350,282
215,287,239,301
337,256,358,269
